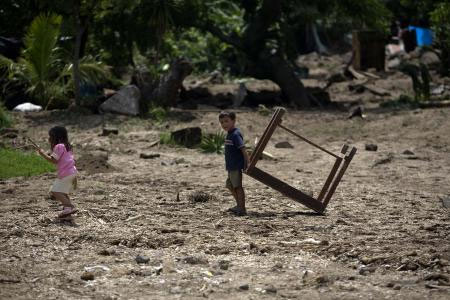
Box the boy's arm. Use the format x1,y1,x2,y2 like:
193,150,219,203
240,147,249,172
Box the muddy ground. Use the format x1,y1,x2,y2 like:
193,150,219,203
0,104,449,299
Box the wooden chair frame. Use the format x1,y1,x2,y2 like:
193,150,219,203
246,108,357,214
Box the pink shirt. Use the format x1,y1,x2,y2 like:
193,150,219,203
51,143,77,178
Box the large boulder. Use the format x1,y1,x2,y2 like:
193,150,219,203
420,51,441,70
99,85,140,116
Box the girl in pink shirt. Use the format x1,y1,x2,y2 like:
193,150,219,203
35,126,78,218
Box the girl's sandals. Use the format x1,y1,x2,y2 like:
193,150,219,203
58,206,78,218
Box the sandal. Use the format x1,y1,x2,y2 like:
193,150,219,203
58,207,77,218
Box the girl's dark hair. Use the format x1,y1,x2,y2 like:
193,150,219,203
49,126,72,151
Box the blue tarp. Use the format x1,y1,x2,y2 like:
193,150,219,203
408,26,434,47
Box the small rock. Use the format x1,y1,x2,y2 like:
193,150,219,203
348,105,365,119
140,153,160,159
402,150,415,155
102,127,118,136
393,284,402,290
239,284,249,291
180,255,208,265
171,127,202,148
98,248,116,256
135,255,150,264
264,286,277,294
359,266,377,275
275,141,294,149
316,275,329,285
365,144,378,151
80,271,95,281
440,196,450,209
218,260,230,270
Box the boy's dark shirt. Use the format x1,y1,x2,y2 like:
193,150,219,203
224,127,245,170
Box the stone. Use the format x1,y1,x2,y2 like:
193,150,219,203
403,150,415,155
441,196,450,209
101,127,118,136
239,284,249,291
140,153,160,159
99,85,140,116
171,127,202,148
180,255,208,265
275,141,294,149
80,271,94,281
217,260,230,270
264,286,277,294
135,255,150,264
98,248,116,256
365,144,378,151
420,51,441,69
359,266,377,275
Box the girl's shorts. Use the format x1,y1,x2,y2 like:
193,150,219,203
50,174,77,194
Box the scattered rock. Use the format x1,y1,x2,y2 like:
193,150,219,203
239,284,249,291
275,141,294,149
420,51,440,69
440,196,450,209
348,105,365,119
99,85,140,116
431,85,446,96
140,153,160,159
98,248,116,256
217,260,230,270
393,284,402,290
359,266,377,275
171,127,202,148
188,191,214,203
402,150,415,155
264,286,277,294
365,144,378,151
135,255,150,264
316,275,330,285
101,127,119,136
80,271,95,281
180,255,208,265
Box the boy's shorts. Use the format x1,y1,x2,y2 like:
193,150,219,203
50,174,77,194
226,170,242,189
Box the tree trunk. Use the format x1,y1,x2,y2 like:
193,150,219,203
246,51,311,108
73,0,83,107
151,58,193,108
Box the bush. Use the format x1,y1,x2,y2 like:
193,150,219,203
149,106,168,123
0,105,12,129
159,132,177,146
200,131,225,154
0,148,55,179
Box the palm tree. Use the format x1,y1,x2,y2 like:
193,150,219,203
0,13,109,109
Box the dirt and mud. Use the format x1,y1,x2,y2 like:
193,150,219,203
0,103,449,299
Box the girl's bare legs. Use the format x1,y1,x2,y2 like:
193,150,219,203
51,192,74,208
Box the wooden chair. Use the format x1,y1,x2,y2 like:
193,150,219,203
246,107,357,213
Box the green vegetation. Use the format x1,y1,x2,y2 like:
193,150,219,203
149,106,168,123
200,132,225,154
0,13,109,109
0,148,55,179
0,105,12,129
159,132,177,146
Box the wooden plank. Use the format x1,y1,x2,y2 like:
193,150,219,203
278,124,340,159
317,157,342,202
248,108,285,170
322,147,357,209
246,167,324,213
317,144,349,202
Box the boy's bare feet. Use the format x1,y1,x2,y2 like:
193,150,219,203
227,206,247,216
